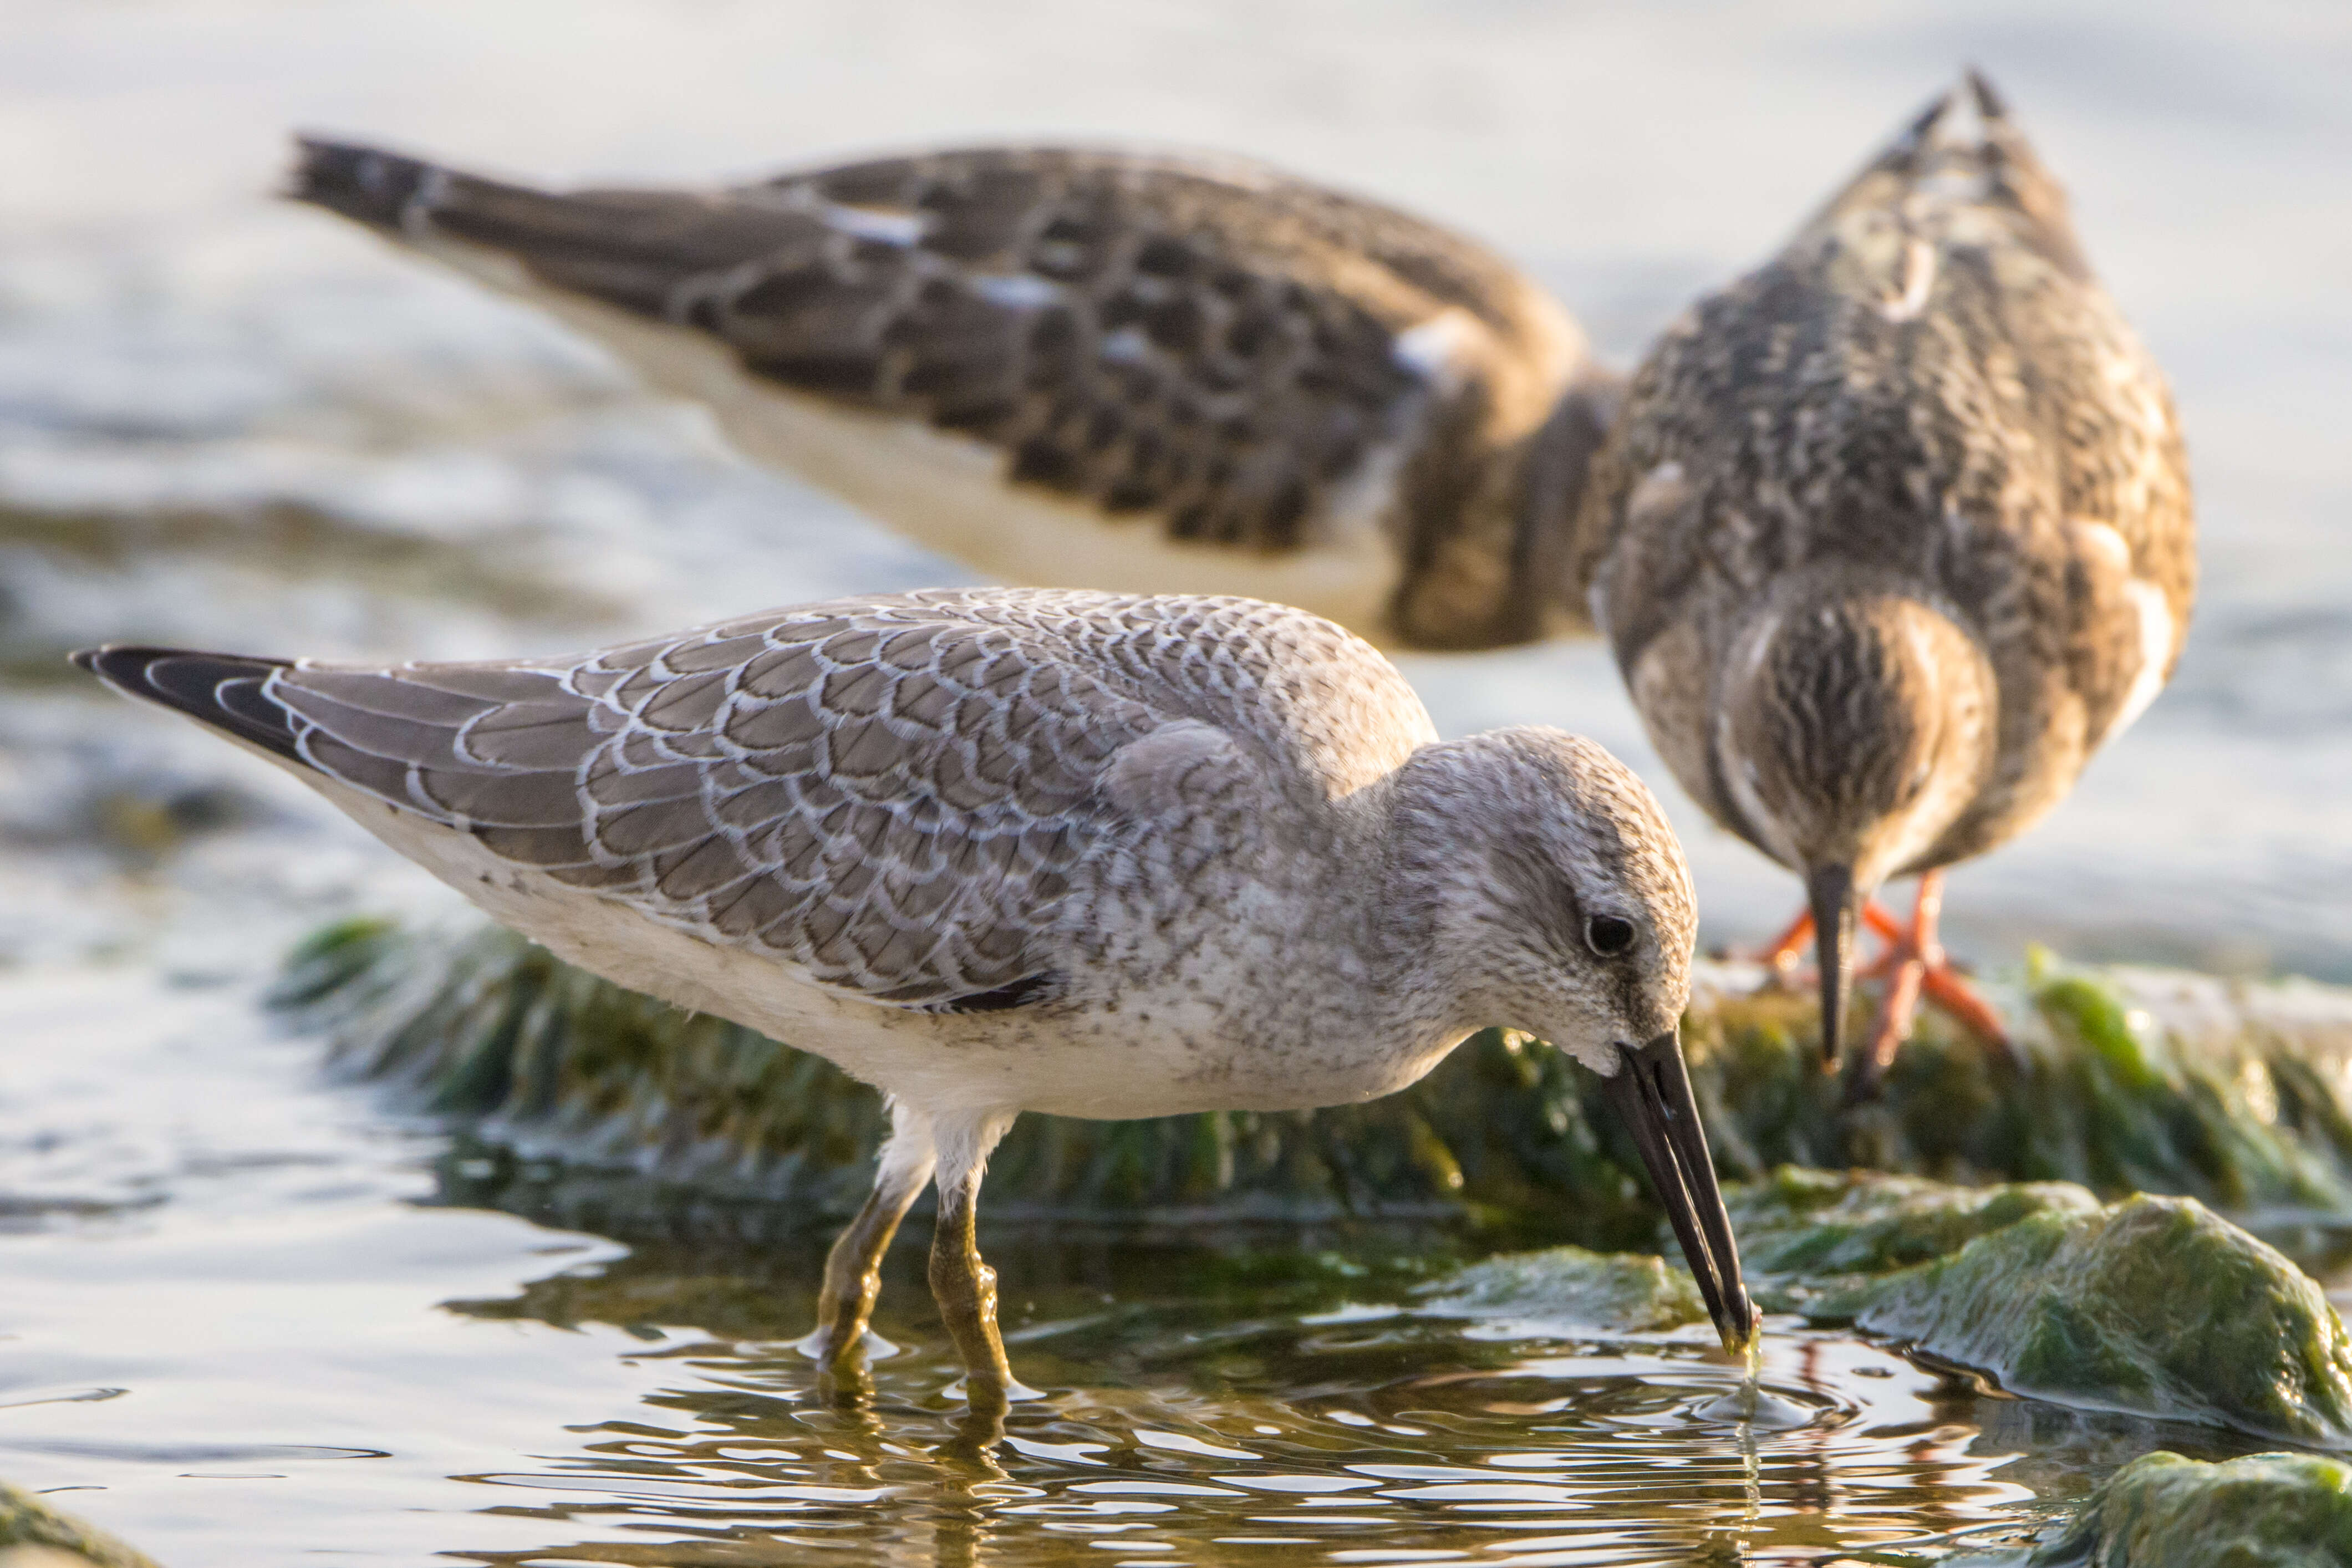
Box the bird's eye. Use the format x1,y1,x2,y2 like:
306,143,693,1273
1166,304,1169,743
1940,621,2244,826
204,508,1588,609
1586,915,1637,957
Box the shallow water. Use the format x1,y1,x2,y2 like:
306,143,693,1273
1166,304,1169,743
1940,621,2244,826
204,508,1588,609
0,969,2289,1562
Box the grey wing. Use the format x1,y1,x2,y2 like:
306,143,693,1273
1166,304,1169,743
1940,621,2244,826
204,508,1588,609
260,603,1169,1009
291,140,1591,587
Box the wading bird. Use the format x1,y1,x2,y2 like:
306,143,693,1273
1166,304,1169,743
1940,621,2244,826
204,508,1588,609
79,589,1756,1402
286,70,2189,1085
1580,73,2193,1087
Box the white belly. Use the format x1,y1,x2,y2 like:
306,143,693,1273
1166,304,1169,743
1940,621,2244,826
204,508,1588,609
277,755,1439,1126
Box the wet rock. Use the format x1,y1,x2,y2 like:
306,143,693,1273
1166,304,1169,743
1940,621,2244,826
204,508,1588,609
2017,1449,2352,1567
1825,1194,2352,1448
1411,1245,1706,1333
1728,1166,2101,1311
1688,958,2352,1218
0,1479,158,1568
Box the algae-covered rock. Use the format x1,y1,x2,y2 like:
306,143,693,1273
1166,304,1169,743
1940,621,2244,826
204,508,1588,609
271,913,2352,1238
1691,959,2352,1218
0,1479,159,1568
1411,1245,1706,1333
2023,1449,2352,1567
1728,1166,2102,1309
274,917,1662,1242
1827,1195,2352,1448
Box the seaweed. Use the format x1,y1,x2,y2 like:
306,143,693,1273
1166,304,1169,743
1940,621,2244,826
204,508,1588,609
1409,1245,1708,1333
271,917,2352,1236
2015,1450,2352,1566
1824,1194,2352,1448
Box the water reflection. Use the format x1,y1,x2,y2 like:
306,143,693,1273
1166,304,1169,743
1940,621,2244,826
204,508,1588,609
435,1238,2237,1567
0,973,2280,1562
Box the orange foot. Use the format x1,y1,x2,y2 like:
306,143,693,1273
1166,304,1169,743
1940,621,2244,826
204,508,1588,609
1748,870,2015,1092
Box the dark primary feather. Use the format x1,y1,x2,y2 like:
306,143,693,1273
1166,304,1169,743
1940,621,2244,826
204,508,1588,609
71,646,302,761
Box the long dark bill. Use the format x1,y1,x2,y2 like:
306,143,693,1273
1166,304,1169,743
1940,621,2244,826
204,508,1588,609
1808,863,1857,1069
1600,1031,1758,1355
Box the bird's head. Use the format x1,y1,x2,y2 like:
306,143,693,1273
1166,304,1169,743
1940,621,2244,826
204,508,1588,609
1715,591,1995,1063
1387,728,1754,1351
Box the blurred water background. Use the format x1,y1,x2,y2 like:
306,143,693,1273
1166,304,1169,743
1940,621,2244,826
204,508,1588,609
4,0,2350,976
1,1,2349,1561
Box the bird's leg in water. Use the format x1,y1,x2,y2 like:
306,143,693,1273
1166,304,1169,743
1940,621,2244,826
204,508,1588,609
928,1109,1037,1409
1852,872,2016,1093
798,1101,935,1370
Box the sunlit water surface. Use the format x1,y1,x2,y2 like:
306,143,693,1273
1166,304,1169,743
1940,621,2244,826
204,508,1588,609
0,971,2278,1563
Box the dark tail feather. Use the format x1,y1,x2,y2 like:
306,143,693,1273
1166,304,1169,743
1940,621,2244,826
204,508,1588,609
288,136,468,231
74,646,303,762
289,136,554,242
1956,68,2087,277
1964,65,2011,121
1808,863,1857,1068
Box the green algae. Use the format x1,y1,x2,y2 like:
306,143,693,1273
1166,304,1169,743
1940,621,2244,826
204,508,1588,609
1691,963,2352,1217
1440,1173,2352,1451
0,1479,159,1568
2019,1450,2352,1567
1411,1244,1707,1333
1727,1165,2102,1310
1827,1195,2352,1448
272,914,2352,1240
274,917,1658,1241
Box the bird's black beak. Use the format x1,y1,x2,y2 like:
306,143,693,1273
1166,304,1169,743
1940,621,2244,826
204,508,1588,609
1599,1030,1758,1355
1808,863,1857,1069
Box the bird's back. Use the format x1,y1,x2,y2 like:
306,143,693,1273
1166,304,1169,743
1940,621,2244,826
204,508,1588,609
1587,74,2193,870
81,590,1433,1011
293,141,1607,650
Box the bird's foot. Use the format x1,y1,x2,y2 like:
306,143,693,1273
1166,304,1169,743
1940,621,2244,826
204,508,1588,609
1752,874,2014,1092
1846,872,2016,1099
1751,907,1819,989
941,1373,1047,1408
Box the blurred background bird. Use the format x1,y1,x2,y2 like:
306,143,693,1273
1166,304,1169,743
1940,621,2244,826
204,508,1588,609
285,71,2191,1085
1581,73,2193,1090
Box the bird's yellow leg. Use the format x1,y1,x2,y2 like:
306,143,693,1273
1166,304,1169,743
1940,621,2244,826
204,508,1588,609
926,1109,1036,1408
800,1101,935,1367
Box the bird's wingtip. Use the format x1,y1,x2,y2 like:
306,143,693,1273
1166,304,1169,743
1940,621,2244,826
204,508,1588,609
283,133,442,226
1900,83,1958,149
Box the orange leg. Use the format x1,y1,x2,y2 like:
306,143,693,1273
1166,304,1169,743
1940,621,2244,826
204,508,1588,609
1752,875,2014,1088
1850,871,2017,1096
1755,907,1815,985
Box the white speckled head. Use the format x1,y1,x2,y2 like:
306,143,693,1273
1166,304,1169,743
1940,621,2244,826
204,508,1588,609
1378,726,1755,1352
1382,727,1697,1072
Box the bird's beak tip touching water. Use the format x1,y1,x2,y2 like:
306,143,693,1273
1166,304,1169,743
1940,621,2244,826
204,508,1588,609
1808,863,1858,1070
1598,1030,1758,1356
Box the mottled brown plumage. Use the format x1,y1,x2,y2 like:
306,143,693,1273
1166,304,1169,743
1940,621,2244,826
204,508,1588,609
1581,73,2195,1071
291,139,1613,649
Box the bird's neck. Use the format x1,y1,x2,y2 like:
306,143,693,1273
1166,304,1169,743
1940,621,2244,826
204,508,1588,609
1348,749,1519,1052
1715,589,1997,887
